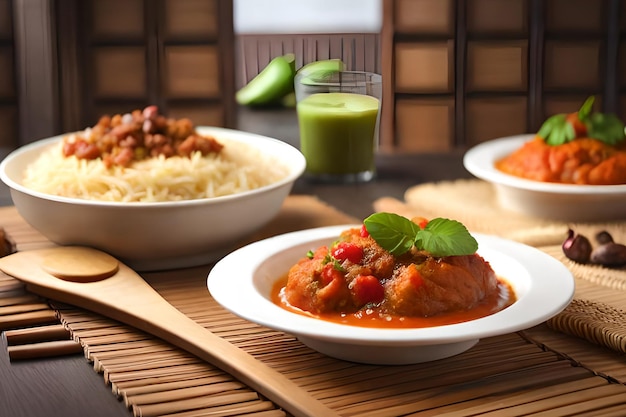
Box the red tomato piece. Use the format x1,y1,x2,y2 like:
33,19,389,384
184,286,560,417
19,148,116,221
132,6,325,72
320,263,342,287
360,224,370,237
331,242,364,264
350,275,384,306
412,216,429,229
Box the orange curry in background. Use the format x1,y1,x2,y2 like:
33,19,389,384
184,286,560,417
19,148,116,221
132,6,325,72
495,136,626,185
495,97,626,185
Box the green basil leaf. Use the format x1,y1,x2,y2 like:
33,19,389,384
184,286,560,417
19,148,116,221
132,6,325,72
540,114,577,145
364,213,478,258
364,212,421,256
548,127,566,146
587,113,625,145
537,114,565,140
415,218,478,257
538,95,625,146
578,96,595,121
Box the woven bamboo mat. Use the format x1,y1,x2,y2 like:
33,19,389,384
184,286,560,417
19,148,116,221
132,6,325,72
2,195,626,416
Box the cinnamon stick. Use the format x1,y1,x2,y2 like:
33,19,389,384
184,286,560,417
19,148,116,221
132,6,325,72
4,323,71,345
8,339,83,360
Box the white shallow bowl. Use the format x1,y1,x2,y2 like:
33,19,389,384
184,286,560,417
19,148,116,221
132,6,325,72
463,134,626,222
0,127,305,271
208,225,574,365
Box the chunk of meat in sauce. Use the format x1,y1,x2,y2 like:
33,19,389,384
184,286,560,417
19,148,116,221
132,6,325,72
284,227,498,318
382,253,497,317
285,246,355,313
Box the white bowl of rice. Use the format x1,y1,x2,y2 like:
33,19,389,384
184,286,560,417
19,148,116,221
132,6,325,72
0,126,305,271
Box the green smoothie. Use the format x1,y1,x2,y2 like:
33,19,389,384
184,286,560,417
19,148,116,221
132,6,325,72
296,92,380,176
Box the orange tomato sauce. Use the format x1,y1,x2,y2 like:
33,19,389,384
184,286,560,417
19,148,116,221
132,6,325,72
495,136,626,185
271,275,516,329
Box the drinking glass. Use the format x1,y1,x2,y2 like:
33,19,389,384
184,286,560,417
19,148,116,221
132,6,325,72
295,70,382,183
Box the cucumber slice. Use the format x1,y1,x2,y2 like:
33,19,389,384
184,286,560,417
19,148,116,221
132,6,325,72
236,53,296,106
297,59,345,76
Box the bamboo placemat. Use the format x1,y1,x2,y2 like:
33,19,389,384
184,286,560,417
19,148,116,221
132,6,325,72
2,195,626,416
374,179,570,247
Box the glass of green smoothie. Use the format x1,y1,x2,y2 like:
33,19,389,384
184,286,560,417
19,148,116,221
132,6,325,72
295,70,382,183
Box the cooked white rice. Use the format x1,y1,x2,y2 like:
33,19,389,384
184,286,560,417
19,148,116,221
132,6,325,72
23,139,289,202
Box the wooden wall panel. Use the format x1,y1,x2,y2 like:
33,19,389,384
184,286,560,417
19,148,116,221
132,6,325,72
6,0,236,144
465,97,528,146
543,41,602,91
395,98,454,152
545,0,605,33
92,47,147,98
466,41,528,92
381,0,623,152
91,0,144,38
78,0,233,128
167,104,224,127
467,0,527,34
163,0,219,38
164,46,220,98
393,0,454,35
394,42,454,93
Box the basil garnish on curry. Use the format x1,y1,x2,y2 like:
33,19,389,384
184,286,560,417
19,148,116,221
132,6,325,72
363,212,478,257
277,213,512,326
538,96,626,146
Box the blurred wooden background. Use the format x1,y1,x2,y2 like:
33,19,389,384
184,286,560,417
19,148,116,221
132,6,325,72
1,0,625,155
382,0,625,153
1,0,236,147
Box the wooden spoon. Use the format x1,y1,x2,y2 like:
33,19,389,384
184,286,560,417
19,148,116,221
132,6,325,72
0,246,339,417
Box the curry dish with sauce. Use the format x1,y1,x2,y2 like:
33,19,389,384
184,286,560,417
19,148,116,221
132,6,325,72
496,137,626,185
276,217,515,329
495,96,626,185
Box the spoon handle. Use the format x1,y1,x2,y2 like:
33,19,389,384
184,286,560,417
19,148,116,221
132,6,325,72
0,249,339,417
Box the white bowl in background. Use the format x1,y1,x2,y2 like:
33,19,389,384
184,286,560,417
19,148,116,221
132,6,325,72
0,127,306,271
463,134,626,222
207,225,574,365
